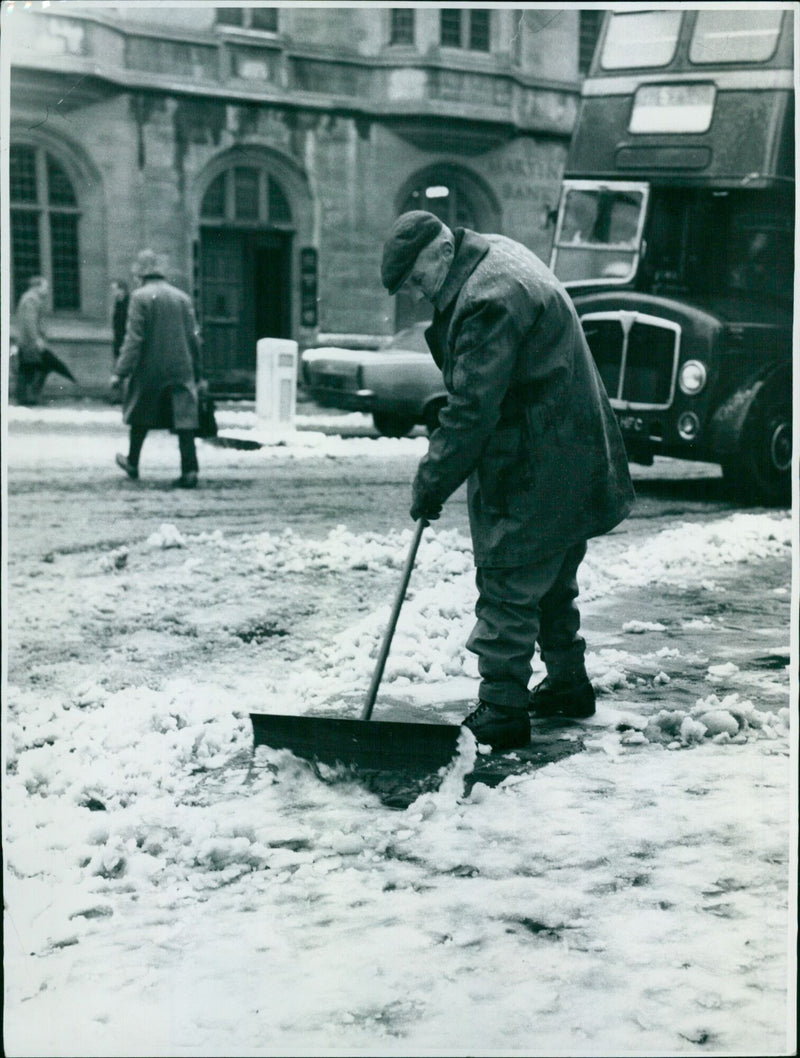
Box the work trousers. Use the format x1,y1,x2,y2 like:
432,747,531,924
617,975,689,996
128,425,198,476
467,540,588,710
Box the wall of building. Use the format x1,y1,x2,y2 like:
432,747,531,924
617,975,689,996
6,5,585,397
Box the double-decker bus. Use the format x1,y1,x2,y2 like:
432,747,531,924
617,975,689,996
550,7,794,504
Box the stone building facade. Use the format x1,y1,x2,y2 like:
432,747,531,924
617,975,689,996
5,4,601,396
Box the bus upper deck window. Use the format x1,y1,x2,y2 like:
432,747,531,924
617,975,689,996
601,11,681,70
690,10,783,64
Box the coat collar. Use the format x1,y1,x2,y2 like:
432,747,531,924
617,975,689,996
434,229,490,312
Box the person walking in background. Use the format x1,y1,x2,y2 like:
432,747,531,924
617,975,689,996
15,276,50,405
111,279,130,365
109,279,130,405
111,249,202,489
380,211,635,751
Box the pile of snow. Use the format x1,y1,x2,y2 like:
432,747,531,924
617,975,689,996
215,513,790,717
146,523,186,549
580,513,791,600
623,620,667,633
4,414,793,1055
633,692,790,748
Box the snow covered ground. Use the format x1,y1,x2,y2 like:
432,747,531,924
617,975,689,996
3,405,797,1056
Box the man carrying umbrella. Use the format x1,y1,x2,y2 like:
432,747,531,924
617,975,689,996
15,276,50,405
380,211,635,751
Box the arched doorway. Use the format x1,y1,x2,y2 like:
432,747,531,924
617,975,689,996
198,161,294,396
394,164,501,329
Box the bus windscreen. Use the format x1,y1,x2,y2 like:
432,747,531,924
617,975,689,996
551,184,647,285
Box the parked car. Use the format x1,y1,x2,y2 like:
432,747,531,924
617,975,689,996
301,321,448,437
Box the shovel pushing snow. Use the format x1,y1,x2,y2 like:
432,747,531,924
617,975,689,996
250,519,463,780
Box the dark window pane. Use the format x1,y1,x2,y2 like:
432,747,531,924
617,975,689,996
268,177,291,223
624,323,675,404
234,167,259,220
390,9,414,45
47,155,77,206
10,144,38,203
582,318,624,399
216,7,243,26
441,9,462,47
453,188,474,227
11,209,41,306
250,7,278,31
50,212,80,310
469,10,490,51
579,10,603,74
201,173,226,217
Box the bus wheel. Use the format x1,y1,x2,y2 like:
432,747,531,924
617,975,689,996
372,412,415,438
726,392,792,507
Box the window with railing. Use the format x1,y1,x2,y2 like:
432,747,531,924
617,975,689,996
215,7,278,32
389,9,415,45
10,144,80,310
440,9,491,52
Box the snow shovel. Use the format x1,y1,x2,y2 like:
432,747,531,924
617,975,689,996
250,519,463,779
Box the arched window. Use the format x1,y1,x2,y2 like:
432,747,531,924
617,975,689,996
400,178,478,230
201,166,292,225
395,167,498,329
10,144,80,310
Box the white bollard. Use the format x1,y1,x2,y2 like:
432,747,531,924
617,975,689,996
256,338,298,437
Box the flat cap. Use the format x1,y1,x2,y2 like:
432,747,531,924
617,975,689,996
381,211,444,295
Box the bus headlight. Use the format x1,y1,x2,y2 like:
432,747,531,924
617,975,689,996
679,360,707,395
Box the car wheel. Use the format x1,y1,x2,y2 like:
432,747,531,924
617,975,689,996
724,390,791,507
423,399,446,437
372,412,415,438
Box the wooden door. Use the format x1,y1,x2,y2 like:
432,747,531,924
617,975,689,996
199,227,293,395
199,228,253,395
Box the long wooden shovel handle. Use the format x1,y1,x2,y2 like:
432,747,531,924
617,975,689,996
361,519,426,721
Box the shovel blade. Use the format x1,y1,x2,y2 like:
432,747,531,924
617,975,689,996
250,713,462,776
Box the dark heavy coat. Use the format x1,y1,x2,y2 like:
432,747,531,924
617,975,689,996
115,276,200,431
413,229,635,567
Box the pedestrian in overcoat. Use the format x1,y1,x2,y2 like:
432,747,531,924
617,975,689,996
381,211,635,750
111,250,202,488
15,276,50,405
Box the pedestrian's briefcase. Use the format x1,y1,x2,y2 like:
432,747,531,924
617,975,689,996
197,388,218,438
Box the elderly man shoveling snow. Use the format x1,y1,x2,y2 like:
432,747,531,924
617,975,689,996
381,210,635,751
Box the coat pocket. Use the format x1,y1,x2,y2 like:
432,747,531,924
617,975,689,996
477,421,532,514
